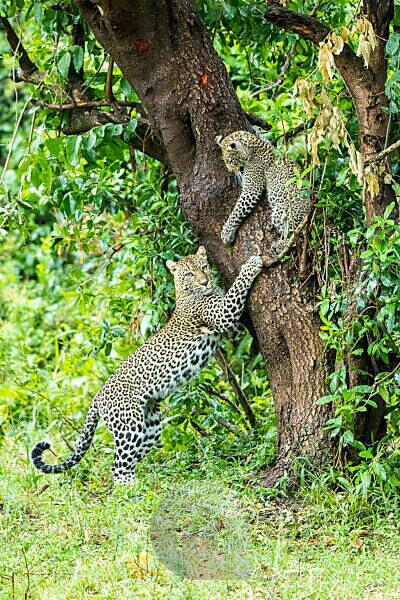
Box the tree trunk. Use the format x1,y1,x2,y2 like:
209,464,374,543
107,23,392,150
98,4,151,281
75,0,335,484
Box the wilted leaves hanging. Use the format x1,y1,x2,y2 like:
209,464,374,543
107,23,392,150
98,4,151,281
318,31,345,82
353,17,378,68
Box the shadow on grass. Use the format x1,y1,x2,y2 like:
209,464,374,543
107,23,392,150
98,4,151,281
150,480,257,580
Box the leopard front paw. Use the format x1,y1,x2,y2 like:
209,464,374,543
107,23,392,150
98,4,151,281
221,222,237,245
245,255,263,275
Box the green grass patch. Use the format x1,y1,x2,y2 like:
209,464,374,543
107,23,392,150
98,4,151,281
1,430,399,599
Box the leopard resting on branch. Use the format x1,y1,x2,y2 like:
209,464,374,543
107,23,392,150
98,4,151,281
31,247,263,484
216,130,310,252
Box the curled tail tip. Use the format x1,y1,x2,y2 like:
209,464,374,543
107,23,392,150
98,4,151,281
31,440,51,460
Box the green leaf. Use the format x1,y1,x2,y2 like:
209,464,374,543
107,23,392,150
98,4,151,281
71,45,84,73
342,430,354,445
66,136,82,166
58,51,71,79
384,202,395,220
386,33,400,57
316,394,339,405
373,462,387,481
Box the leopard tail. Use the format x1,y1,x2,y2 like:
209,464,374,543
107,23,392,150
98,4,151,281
31,402,99,474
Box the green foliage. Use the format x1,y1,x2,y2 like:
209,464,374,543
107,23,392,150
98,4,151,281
0,0,400,510
318,209,400,489
1,2,400,595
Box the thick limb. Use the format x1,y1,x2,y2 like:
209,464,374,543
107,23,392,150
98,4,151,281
221,171,264,244
103,402,145,485
200,256,263,332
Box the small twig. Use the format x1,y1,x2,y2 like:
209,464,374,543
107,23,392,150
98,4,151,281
215,415,244,436
215,350,257,428
21,548,30,600
190,419,208,436
198,382,249,430
33,483,51,496
0,95,32,190
299,208,313,279
105,57,114,103
68,22,86,103
271,119,315,146
365,138,400,166
80,54,107,95
61,435,75,452
271,41,298,99
270,0,321,100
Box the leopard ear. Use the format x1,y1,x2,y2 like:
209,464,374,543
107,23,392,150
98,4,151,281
166,260,177,273
215,135,223,145
196,246,207,261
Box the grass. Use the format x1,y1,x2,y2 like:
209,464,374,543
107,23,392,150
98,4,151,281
1,427,400,599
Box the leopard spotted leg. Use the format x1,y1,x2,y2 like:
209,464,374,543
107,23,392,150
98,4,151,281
221,169,264,245
111,424,145,485
102,401,146,485
199,255,263,332
135,402,162,461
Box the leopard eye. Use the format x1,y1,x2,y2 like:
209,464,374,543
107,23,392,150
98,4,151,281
184,271,194,278
229,142,237,149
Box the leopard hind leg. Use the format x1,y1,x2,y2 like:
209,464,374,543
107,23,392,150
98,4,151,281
102,401,146,485
135,401,162,462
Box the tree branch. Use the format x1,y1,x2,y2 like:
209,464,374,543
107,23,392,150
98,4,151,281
31,99,143,112
271,119,315,147
365,138,400,165
215,349,257,428
0,16,38,76
264,1,369,98
246,112,272,131
265,3,330,44
61,108,167,164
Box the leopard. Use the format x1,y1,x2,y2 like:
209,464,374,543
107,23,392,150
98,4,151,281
31,247,263,485
216,130,310,253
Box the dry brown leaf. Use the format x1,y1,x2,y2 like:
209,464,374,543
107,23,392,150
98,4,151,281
351,536,363,549
349,142,364,185
341,27,349,43
356,529,370,536
318,32,346,82
293,78,317,117
318,43,335,82
365,169,380,199
354,17,377,68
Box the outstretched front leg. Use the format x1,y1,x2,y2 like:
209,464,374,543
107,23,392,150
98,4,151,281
221,168,265,245
199,255,263,332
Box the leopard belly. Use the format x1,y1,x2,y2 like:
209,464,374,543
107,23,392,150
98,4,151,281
140,333,220,399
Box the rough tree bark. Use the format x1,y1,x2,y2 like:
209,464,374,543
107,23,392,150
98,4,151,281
73,0,335,485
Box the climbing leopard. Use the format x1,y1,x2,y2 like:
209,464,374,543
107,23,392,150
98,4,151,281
216,130,310,253
31,247,263,484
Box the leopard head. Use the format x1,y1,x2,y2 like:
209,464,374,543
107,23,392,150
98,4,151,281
215,130,260,173
166,246,214,298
